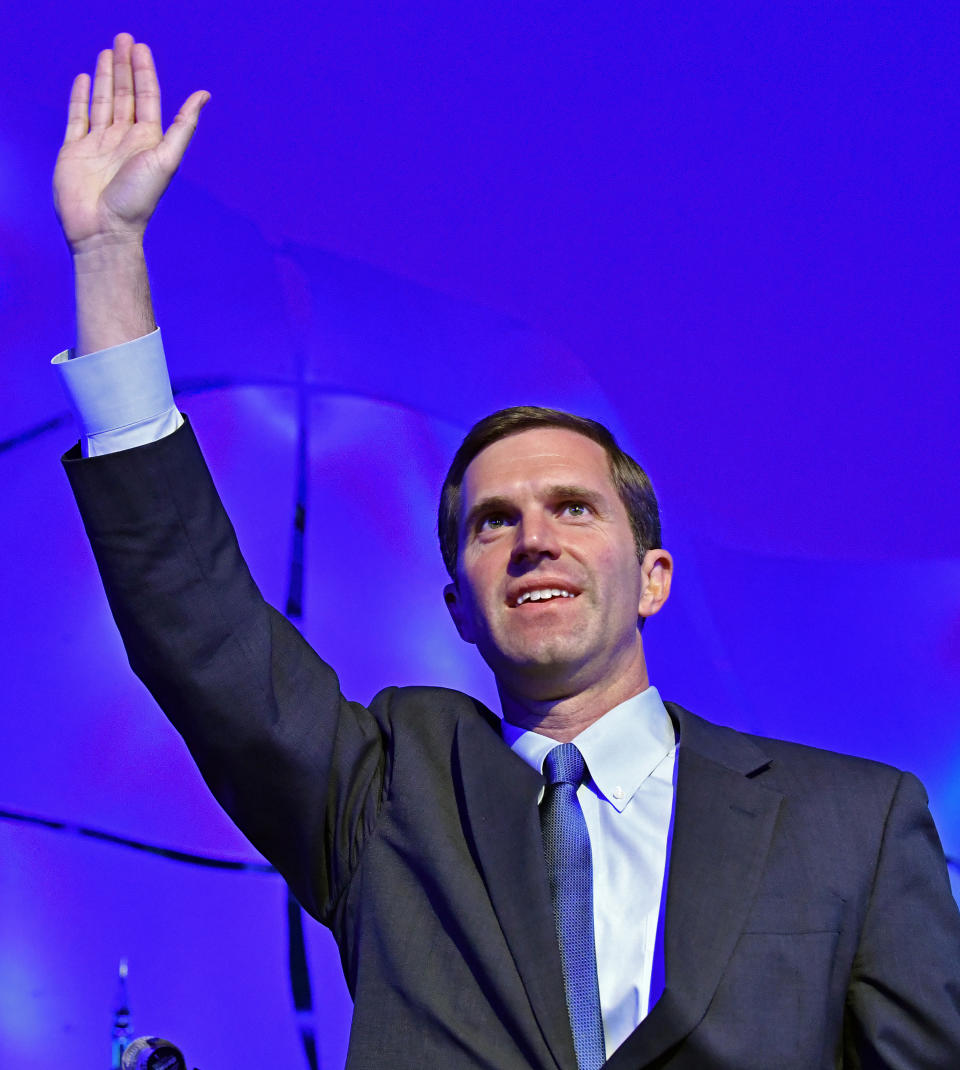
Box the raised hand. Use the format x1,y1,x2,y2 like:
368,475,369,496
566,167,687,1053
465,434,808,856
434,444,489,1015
54,34,209,355
54,32,209,256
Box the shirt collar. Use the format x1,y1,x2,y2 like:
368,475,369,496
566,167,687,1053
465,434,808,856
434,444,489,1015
501,687,677,813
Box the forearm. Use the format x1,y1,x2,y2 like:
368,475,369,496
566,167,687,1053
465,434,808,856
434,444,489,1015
73,238,156,357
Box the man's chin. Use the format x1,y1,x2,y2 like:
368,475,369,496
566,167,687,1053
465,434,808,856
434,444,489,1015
481,643,587,695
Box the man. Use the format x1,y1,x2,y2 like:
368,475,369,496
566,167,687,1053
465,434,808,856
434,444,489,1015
55,34,960,1069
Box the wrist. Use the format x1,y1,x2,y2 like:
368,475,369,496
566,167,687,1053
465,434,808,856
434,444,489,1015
71,234,147,274
74,242,156,357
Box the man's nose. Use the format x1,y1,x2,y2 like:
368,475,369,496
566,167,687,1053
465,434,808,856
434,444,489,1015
511,513,561,563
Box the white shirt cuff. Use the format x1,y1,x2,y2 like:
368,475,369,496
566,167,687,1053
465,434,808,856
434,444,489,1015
52,328,184,457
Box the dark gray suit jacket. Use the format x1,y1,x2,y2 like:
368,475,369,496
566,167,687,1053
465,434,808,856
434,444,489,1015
65,419,960,1069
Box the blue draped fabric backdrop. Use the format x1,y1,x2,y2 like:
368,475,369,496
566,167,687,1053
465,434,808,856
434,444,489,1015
1,3,957,1066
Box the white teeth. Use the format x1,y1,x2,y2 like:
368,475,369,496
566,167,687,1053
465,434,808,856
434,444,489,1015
516,588,574,606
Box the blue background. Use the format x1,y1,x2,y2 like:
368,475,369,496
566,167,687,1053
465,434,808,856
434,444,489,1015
2,3,958,1066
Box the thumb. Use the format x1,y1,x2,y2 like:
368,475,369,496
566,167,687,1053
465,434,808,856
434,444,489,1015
157,90,210,172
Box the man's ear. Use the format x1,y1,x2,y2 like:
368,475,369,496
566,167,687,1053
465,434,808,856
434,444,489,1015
444,582,476,644
638,548,673,621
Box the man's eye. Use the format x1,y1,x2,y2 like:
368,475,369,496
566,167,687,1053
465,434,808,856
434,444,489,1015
480,514,508,531
562,502,589,518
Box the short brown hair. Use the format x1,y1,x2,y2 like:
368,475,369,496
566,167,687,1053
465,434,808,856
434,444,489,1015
438,406,661,579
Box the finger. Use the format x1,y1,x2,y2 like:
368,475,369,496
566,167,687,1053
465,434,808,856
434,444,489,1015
112,32,136,125
63,73,91,144
131,42,162,125
157,90,210,171
89,47,114,130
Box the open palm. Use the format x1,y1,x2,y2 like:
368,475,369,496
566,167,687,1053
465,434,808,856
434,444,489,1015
53,33,208,254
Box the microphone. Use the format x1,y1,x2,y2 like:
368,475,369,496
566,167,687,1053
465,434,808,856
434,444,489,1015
119,1036,189,1070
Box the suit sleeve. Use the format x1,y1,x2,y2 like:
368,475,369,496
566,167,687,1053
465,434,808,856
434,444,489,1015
63,416,390,922
844,770,960,1067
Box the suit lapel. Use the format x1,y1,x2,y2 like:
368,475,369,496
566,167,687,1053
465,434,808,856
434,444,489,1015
455,707,578,1070
607,705,783,1069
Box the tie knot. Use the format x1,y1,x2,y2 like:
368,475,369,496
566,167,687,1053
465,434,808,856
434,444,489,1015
543,743,587,787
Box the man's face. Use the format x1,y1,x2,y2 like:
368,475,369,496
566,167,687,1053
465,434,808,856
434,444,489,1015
444,427,666,703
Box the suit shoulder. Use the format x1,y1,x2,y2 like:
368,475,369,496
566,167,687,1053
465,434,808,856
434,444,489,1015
749,729,903,778
753,731,919,811
667,700,915,808
368,682,500,733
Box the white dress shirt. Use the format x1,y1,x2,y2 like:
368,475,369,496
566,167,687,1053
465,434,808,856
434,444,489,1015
53,332,678,1059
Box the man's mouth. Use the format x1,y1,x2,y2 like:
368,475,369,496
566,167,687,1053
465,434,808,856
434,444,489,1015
513,588,578,607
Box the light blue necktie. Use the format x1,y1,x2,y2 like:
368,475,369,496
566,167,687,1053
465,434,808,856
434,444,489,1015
541,743,606,1070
